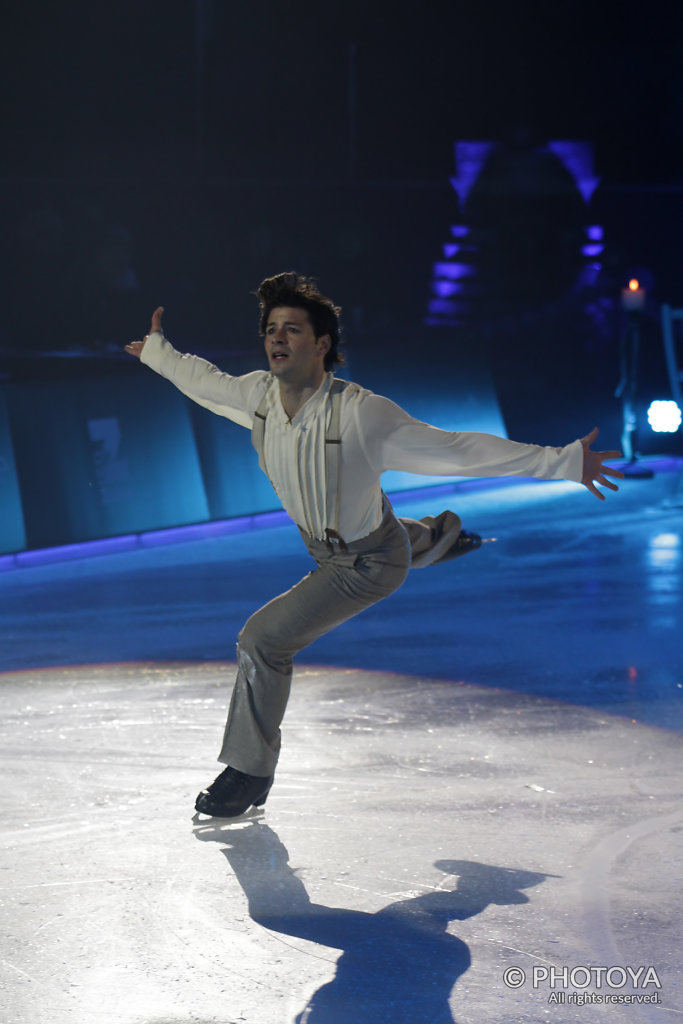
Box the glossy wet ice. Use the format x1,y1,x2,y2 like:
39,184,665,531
1,460,681,1023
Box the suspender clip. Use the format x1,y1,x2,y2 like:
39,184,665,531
325,528,349,553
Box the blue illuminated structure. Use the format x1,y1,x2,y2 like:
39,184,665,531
0,391,26,554
427,140,604,326
0,508,291,573
545,141,601,204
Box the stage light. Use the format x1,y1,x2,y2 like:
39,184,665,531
647,400,682,433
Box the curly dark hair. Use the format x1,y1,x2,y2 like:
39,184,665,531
255,271,345,371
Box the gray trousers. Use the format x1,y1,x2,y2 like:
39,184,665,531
218,500,462,777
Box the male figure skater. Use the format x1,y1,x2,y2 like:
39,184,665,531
125,272,622,818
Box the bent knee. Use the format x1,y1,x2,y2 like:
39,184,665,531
238,613,293,668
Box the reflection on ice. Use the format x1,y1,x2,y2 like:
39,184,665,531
648,532,680,567
646,533,681,611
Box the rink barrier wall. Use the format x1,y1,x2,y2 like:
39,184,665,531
0,351,507,556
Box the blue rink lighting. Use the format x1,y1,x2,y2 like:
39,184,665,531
0,476,565,573
647,400,682,433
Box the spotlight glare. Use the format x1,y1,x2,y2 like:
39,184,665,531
647,400,682,433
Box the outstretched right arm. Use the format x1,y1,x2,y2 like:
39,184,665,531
124,308,268,429
124,306,164,359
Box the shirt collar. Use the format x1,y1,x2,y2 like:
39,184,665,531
269,372,333,426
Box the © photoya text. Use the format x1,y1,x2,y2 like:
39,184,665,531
503,963,662,1004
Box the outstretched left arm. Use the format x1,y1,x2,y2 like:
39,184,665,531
580,427,624,500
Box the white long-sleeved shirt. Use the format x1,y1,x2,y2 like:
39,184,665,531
141,333,583,542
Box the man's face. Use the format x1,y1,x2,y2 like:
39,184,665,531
264,306,330,382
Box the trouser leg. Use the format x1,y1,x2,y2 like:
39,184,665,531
219,516,410,777
400,510,463,568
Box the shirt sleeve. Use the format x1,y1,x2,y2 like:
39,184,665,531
140,332,268,428
353,392,584,483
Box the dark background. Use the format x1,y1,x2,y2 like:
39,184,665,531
2,0,683,441
4,1,682,183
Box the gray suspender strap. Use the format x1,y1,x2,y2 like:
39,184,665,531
250,388,270,474
324,378,347,550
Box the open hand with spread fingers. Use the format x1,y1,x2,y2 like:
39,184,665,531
124,306,164,359
580,427,624,500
